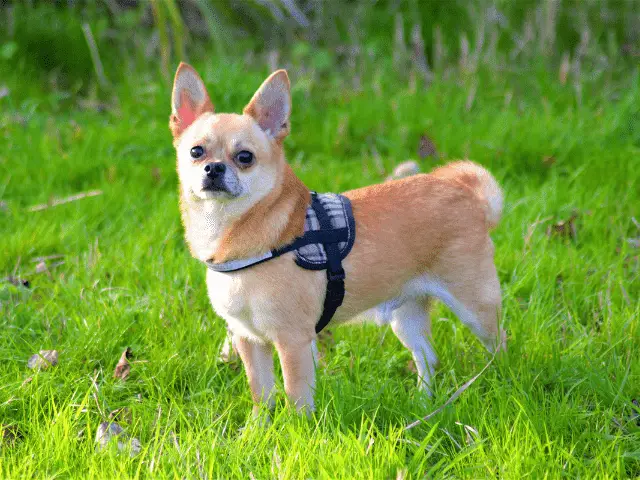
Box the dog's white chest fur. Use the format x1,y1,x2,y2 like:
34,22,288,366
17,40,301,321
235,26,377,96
205,268,264,341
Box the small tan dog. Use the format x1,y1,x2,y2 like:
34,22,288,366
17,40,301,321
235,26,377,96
170,63,506,415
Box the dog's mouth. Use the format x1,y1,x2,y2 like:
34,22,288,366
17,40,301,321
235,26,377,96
200,177,241,198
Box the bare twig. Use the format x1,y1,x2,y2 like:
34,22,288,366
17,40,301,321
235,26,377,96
12,256,21,277
30,254,64,263
459,34,470,71
465,83,477,111
28,190,102,212
411,22,432,84
393,13,407,71
619,282,631,306
369,144,385,176
524,215,553,248
404,353,497,431
195,448,205,480
559,52,570,85
254,0,285,22
280,0,310,28
82,23,109,88
90,370,106,419
433,25,444,71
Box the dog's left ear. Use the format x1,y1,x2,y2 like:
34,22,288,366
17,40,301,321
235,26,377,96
243,70,291,142
170,62,214,139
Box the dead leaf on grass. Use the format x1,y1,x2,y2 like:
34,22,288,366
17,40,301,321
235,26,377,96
418,134,438,159
559,52,570,85
27,350,58,370
5,276,30,288
1,424,21,447
113,348,132,380
455,421,480,445
109,407,133,425
542,155,556,167
406,359,417,374
151,167,162,184
95,422,141,457
546,211,579,241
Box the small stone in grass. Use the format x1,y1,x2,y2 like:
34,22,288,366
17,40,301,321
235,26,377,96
95,422,141,457
27,350,58,370
387,161,421,181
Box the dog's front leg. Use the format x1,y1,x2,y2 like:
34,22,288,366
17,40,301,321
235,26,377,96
234,336,275,417
275,338,316,414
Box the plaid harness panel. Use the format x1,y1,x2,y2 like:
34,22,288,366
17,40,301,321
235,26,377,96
204,192,355,333
294,193,355,269
205,192,355,273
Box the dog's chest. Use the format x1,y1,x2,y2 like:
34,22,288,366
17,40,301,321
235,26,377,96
205,269,263,340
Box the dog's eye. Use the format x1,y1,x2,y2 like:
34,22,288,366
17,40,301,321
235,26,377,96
234,150,254,168
190,146,205,159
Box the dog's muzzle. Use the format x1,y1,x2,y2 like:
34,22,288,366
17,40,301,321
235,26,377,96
202,162,238,195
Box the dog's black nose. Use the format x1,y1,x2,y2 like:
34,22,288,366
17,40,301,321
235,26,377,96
204,162,226,178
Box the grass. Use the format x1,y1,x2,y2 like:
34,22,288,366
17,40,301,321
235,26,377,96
1,17,640,479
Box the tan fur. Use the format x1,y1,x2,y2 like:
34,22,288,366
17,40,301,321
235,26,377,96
170,63,506,416
215,163,309,262
430,160,504,229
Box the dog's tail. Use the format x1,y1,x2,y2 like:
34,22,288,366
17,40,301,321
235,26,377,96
431,161,503,229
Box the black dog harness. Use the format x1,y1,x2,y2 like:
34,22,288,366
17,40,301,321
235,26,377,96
205,192,356,333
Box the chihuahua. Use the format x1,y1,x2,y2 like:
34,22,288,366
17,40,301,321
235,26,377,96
170,63,506,415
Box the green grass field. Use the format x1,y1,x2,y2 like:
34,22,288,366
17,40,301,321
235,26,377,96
1,3,640,477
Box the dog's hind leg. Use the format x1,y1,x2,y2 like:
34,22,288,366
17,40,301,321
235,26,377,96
430,241,506,353
391,298,439,395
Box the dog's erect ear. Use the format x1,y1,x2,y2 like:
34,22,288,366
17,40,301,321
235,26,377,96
243,70,291,141
170,63,214,139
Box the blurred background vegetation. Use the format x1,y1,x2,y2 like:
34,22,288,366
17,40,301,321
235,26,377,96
1,0,639,103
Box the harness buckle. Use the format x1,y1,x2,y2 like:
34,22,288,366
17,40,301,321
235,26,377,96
327,267,345,282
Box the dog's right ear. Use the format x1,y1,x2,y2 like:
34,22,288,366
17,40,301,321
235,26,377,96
170,63,214,139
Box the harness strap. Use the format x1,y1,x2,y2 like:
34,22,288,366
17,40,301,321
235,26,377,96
206,228,351,272
206,192,349,335
310,193,345,334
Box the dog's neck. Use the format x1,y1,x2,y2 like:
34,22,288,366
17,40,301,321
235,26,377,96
180,163,310,263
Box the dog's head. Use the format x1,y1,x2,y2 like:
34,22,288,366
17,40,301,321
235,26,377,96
170,63,291,205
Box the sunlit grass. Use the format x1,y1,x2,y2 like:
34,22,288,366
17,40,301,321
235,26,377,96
1,50,639,480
